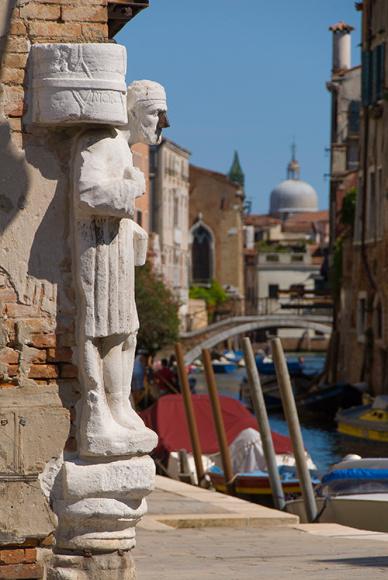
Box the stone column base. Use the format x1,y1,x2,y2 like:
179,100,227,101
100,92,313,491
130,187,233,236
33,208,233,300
47,551,136,580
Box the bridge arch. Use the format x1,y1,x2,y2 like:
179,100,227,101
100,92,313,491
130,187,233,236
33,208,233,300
183,317,332,365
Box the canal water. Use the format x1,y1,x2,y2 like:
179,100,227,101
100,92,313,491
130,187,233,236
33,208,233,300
194,356,388,475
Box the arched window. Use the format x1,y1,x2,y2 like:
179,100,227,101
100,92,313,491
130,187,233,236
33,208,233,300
191,224,213,285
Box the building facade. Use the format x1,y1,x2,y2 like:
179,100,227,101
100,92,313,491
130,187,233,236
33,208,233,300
189,162,245,316
133,142,150,232
245,151,330,346
332,1,388,393
149,138,191,327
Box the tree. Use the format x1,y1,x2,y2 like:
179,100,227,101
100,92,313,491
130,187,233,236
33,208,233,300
135,262,180,354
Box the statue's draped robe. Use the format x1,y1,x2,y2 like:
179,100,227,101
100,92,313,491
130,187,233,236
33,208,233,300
73,128,147,338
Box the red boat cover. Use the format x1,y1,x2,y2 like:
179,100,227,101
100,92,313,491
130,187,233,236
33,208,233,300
140,394,292,456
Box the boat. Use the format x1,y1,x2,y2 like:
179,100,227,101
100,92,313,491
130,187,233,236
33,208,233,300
139,394,318,506
240,378,365,415
286,456,388,533
223,349,244,363
212,357,238,374
336,395,388,441
208,466,319,506
256,355,304,377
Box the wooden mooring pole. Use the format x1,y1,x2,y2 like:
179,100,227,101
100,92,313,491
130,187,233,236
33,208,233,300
242,337,286,510
175,343,205,486
202,348,234,494
271,338,318,522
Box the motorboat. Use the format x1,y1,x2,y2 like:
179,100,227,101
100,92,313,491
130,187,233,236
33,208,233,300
207,427,318,506
336,395,388,441
212,357,238,374
256,355,304,377
286,456,388,533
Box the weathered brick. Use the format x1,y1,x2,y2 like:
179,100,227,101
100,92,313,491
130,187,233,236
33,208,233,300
47,348,72,363
28,334,56,348
59,364,78,378
28,364,58,379
22,549,36,564
5,36,30,53
0,549,25,565
81,22,108,41
29,21,82,39
21,346,46,364
20,4,60,20
62,5,106,22
0,348,19,365
6,365,18,377
2,85,24,117
0,382,18,389
19,318,54,335
9,19,27,35
0,68,25,85
2,53,28,69
34,0,105,4
5,304,39,318
0,562,43,579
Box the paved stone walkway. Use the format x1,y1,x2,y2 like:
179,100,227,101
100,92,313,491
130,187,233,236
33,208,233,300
135,477,388,579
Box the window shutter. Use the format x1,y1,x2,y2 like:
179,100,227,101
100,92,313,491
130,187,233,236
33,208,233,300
362,50,371,106
377,43,385,101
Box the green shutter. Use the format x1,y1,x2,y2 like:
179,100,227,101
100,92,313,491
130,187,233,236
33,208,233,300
362,50,371,106
377,43,385,101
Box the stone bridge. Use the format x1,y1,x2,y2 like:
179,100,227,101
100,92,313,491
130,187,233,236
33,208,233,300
181,315,332,365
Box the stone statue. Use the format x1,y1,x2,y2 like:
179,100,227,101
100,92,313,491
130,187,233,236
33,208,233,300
72,80,169,458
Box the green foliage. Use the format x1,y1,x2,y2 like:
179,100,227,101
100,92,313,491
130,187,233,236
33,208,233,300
189,280,228,308
256,241,306,254
341,187,357,229
135,262,180,354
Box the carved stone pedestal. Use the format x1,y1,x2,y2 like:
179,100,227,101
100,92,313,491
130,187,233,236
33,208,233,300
47,551,136,580
53,457,155,552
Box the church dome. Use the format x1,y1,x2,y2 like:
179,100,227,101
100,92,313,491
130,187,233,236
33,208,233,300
270,179,318,215
269,143,319,216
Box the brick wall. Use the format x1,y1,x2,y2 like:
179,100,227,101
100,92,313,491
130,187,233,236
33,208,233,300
0,2,110,576
0,548,43,579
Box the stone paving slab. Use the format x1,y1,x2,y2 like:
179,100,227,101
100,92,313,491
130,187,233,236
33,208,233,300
136,477,388,579
144,476,298,528
136,526,388,579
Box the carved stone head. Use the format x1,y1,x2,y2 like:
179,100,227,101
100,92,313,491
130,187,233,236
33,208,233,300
126,80,169,145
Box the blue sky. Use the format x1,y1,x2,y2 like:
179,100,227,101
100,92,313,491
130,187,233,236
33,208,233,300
117,1,361,214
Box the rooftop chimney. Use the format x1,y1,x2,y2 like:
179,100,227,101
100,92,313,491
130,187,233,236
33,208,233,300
329,22,354,73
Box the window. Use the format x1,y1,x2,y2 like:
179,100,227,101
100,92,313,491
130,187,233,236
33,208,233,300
266,254,279,262
367,170,376,240
362,44,385,106
191,224,213,285
173,195,179,227
348,101,360,134
357,294,367,340
374,300,383,341
291,254,304,263
347,141,359,171
268,284,279,299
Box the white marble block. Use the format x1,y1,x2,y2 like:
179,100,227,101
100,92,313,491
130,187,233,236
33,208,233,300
31,43,128,126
